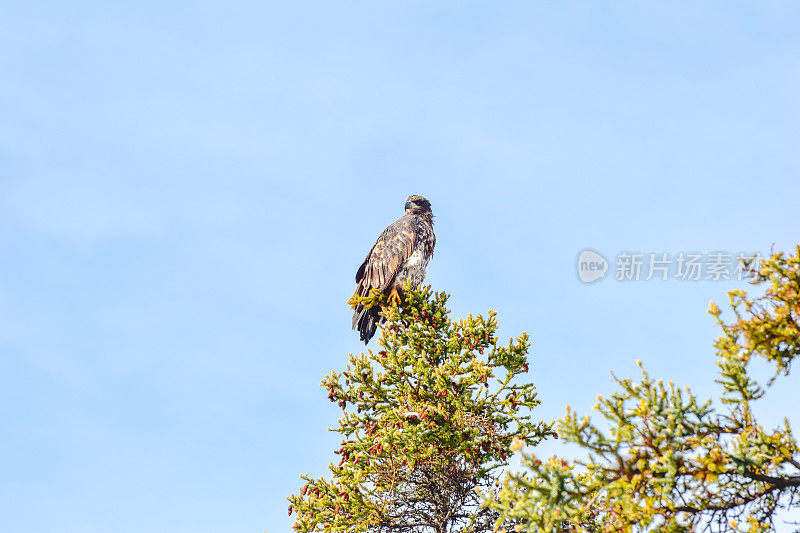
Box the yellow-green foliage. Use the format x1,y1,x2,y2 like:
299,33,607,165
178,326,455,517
490,247,800,533
289,284,554,532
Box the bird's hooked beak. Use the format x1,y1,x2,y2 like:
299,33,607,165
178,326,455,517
405,201,413,211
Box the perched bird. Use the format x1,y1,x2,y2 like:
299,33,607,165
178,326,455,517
352,195,436,344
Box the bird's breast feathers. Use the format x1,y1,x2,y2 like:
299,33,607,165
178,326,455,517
405,248,429,269
396,247,430,287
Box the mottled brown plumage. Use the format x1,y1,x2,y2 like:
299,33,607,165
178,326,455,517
352,195,436,344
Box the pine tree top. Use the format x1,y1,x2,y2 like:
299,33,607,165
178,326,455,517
289,284,553,533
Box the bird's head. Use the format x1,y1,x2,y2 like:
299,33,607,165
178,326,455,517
404,195,433,216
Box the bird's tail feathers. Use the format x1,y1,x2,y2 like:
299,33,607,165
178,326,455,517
352,305,384,344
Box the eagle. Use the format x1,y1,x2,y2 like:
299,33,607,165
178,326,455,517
352,195,436,344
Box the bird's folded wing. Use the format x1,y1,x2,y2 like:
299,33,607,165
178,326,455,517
355,219,417,294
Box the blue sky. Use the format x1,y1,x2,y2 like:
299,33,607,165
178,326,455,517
1,2,799,532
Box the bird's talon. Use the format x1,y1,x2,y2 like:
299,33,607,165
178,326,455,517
388,289,402,307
